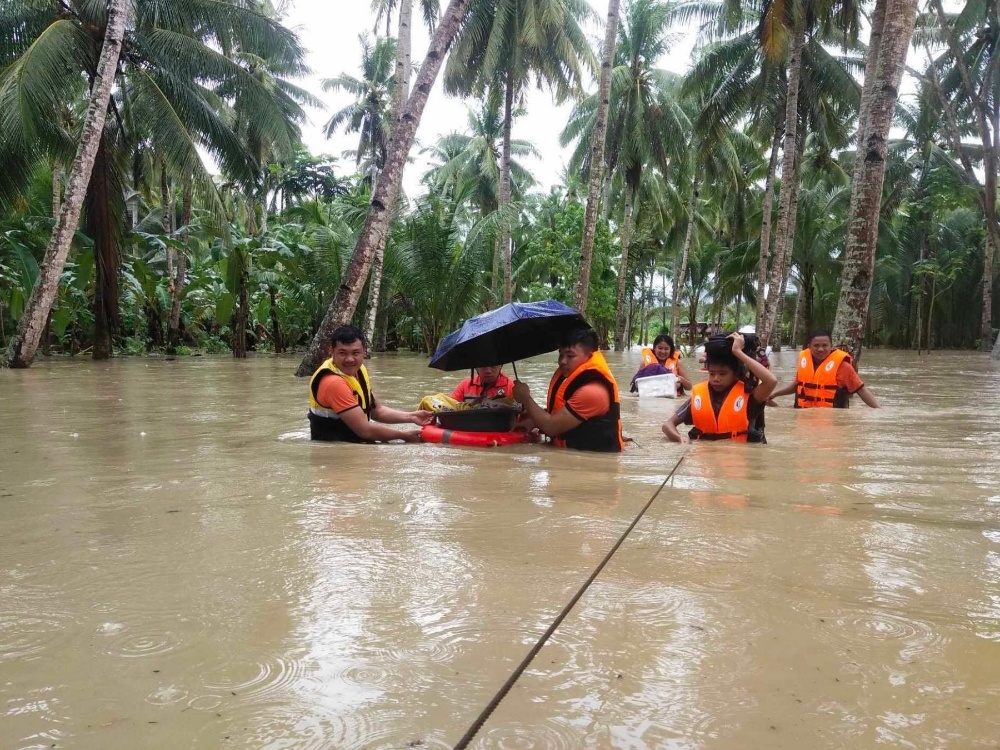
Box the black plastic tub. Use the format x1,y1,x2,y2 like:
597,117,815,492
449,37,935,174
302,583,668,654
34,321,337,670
435,407,519,433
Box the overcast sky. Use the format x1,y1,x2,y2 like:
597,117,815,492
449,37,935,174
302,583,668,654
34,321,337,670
280,0,698,196
278,1,937,197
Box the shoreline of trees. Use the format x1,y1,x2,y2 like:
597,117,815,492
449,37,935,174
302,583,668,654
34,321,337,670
2,0,998,370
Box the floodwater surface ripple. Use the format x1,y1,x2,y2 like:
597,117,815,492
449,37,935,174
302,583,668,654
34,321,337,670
1,350,999,749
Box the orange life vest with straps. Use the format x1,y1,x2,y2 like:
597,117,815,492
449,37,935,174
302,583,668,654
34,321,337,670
640,347,680,372
689,381,750,442
795,349,851,408
546,351,624,453
453,372,513,402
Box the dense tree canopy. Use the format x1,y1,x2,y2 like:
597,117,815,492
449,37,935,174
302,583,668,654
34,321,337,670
1,0,997,366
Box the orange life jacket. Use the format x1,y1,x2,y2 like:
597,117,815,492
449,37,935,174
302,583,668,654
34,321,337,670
546,351,624,453
453,372,513,402
795,349,851,408
640,347,680,372
690,381,750,442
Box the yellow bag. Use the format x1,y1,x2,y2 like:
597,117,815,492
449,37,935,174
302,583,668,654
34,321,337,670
419,393,466,412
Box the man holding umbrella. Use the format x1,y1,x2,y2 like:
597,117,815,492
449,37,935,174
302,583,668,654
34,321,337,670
512,327,624,453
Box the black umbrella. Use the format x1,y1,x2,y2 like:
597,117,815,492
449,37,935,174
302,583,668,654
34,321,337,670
429,300,588,374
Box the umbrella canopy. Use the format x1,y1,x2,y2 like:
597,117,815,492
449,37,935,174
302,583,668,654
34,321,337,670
429,300,588,371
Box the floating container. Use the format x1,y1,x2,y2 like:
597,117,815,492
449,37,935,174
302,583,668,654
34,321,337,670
434,406,519,432
634,373,678,398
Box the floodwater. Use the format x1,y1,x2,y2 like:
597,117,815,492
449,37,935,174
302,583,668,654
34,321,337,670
1,349,999,750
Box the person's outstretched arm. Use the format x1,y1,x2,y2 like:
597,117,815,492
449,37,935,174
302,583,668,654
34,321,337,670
856,385,880,408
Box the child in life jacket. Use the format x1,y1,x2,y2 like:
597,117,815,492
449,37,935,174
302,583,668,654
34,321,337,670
662,332,777,444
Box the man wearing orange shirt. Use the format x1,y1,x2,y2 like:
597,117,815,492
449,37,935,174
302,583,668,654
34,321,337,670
771,331,880,409
512,327,624,452
308,325,433,442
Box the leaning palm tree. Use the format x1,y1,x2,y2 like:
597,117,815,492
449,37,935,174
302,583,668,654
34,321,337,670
422,96,538,299
364,0,439,350
323,34,396,183
444,0,595,303
4,0,129,368
2,0,309,366
296,0,475,378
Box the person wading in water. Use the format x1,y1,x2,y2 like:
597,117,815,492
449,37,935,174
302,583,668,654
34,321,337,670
662,332,777,443
771,331,880,409
512,327,624,453
308,325,433,442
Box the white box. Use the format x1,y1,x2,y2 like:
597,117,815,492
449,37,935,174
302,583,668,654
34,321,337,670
635,373,677,398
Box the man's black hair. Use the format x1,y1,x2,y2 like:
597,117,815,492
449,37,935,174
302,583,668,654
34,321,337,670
561,326,599,352
330,324,366,348
805,330,832,345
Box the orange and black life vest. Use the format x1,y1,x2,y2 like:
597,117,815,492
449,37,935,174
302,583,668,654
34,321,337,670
640,347,680,372
454,372,513,402
546,351,624,453
795,349,851,408
689,381,751,442
308,360,375,442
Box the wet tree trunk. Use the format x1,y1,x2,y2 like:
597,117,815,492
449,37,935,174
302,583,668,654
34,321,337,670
755,127,781,331
296,0,472,377
575,0,620,312
52,160,61,218
832,0,919,361
269,286,283,353
671,176,699,335
88,140,119,361
232,262,249,359
613,181,636,350
770,134,806,352
761,17,805,348
500,72,514,305
790,279,804,350
167,177,191,353
4,0,129,368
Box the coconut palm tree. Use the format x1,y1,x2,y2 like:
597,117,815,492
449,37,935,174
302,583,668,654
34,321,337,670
444,0,594,304
561,0,689,349
1,0,311,364
296,0,475,377
422,96,539,299
3,0,129,368
576,0,622,312
832,0,920,360
323,34,397,182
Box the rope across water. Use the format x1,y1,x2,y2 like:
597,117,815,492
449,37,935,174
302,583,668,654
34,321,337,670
452,453,687,749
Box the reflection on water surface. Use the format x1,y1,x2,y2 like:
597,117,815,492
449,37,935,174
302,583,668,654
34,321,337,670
1,350,999,749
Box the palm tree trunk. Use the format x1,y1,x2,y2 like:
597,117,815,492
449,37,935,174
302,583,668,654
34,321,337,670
161,166,174,282
671,176,699,335
755,126,781,331
5,0,129,368
88,139,119,361
769,133,805,351
361,0,414,350
296,0,473,377
391,0,413,129
983,229,996,350
613,181,636,350
52,160,61,218
491,234,501,304
575,0,620,312
831,0,919,361
790,279,804,349
233,260,249,359
992,328,1000,360
167,176,191,352
362,244,384,347
761,17,805,348
269,286,283,353
500,72,514,305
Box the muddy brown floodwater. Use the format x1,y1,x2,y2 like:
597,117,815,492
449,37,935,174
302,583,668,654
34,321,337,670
1,350,999,749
